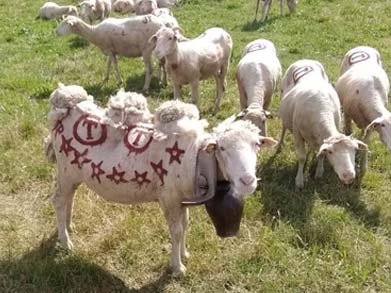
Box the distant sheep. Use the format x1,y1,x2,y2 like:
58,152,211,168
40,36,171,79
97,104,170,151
151,26,232,114
112,0,135,14
56,15,164,91
279,59,368,189
255,0,298,22
79,0,111,23
39,2,78,20
236,39,282,135
335,46,390,171
46,83,277,276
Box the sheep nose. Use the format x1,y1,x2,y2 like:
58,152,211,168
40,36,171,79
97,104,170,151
239,174,255,186
342,171,355,184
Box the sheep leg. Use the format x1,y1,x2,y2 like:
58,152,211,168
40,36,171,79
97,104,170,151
261,0,272,22
160,200,187,276
52,178,79,250
173,84,182,100
158,58,168,87
294,132,306,190
181,207,190,259
104,56,112,83
213,76,224,114
315,154,325,178
190,80,200,106
287,0,297,13
275,126,287,153
343,112,353,135
236,74,248,110
111,54,123,86
142,52,153,92
280,0,284,16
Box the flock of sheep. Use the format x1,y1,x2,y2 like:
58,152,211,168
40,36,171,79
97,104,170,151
39,0,391,275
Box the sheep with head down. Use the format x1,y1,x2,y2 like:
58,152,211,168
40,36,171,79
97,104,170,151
45,83,278,276
279,59,368,189
236,39,282,135
335,46,390,172
39,2,78,20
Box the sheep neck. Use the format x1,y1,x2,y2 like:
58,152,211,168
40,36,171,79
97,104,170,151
72,21,99,45
361,96,390,122
164,44,181,68
316,112,340,146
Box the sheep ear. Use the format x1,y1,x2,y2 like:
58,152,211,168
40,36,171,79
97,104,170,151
355,140,368,151
258,137,278,149
58,82,65,88
235,111,246,120
203,139,217,154
264,110,273,119
148,34,158,46
317,143,329,157
364,118,382,137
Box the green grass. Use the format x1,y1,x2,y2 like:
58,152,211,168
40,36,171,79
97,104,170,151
2,0,391,291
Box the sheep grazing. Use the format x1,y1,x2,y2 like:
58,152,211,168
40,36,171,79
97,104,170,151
156,0,178,8
39,2,78,20
112,0,135,14
255,0,298,22
279,59,368,189
56,15,164,90
135,0,158,14
46,83,277,275
236,39,282,135
79,0,112,24
335,46,390,171
151,26,233,114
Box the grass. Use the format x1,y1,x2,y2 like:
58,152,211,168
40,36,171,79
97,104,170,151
1,0,391,291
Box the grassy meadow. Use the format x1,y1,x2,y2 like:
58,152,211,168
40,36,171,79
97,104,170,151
2,0,391,291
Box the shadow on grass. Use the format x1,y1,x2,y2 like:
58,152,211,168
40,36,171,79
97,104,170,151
242,15,280,32
29,86,53,100
69,36,90,50
124,74,163,98
0,234,131,292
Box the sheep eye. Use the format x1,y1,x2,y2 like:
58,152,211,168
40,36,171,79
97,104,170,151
168,37,172,41
220,146,225,151
328,150,333,155
381,123,386,127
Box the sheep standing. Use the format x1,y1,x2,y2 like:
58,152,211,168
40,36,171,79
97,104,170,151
151,26,233,114
39,2,78,20
46,83,277,275
255,0,298,22
156,0,178,8
236,39,282,135
112,0,135,14
279,59,368,189
135,0,158,14
79,0,112,24
335,46,390,172
56,15,164,90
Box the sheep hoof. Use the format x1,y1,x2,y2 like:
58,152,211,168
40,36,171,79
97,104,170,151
58,237,74,250
170,264,187,277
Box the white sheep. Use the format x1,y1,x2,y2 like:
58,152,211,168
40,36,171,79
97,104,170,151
279,59,368,189
135,0,158,14
255,0,298,22
79,0,111,23
151,26,233,114
46,83,277,275
56,15,164,90
112,0,135,14
236,39,282,135
335,46,390,172
39,2,78,20
156,0,178,8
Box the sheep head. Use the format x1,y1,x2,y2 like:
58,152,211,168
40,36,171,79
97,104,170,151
151,27,179,59
56,16,80,36
364,115,391,151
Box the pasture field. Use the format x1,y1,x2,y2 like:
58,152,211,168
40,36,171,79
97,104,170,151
2,0,391,291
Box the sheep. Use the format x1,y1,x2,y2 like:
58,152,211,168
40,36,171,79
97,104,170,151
46,83,278,275
335,46,390,172
56,15,164,90
112,0,135,14
279,59,368,189
236,39,282,135
156,0,178,8
135,0,158,15
79,0,111,24
150,26,233,114
39,2,78,20
255,0,298,22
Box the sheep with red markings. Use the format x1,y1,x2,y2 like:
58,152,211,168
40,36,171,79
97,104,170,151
279,59,368,189
46,83,277,276
335,46,390,172
236,39,282,135
150,26,232,114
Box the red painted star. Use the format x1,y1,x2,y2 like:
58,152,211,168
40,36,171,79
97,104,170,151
91,161,105,183
59,135,75,157
151,160,168,186
52,120,64,138
165,141,185,165
71,148,92,169
131,170,151,187
106,166,128,184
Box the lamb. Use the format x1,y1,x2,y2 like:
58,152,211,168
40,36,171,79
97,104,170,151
112,0,135,14
236,39,282,135
151,26,233,114
255,0,298,22
39,2,78,20
56,15,164,90
46,83,278,275
335,46,390,172
279,59,368,189
79,0,111,23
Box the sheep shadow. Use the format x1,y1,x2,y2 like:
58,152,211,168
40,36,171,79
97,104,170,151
68,36,90,50
29,86,53,100
124,75,167,98
0,234,131,292
242,15,280,32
